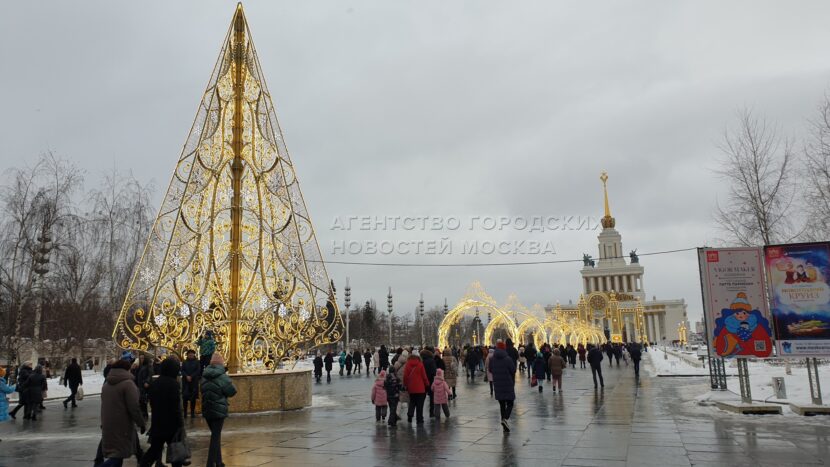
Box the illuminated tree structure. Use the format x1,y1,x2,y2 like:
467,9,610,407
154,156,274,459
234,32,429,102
113,4,342,373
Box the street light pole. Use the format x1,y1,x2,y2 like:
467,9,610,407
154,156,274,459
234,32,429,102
442,298,448,347
344,278,351,352
419,293,425,348
387,287,393,348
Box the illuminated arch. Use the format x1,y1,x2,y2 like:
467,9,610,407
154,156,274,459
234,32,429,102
517,316,547,349
438,282,517,349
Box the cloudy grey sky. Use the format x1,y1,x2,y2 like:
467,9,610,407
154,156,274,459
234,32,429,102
3,1,830,324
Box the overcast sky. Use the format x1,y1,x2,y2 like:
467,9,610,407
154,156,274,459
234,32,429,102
2,1,830,324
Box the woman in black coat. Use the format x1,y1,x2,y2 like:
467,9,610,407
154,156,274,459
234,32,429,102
489,342,516,432
181,350,201,418
323,351,334,382
140,357,185,467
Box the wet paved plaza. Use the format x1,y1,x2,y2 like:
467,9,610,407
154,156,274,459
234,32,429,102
1,354,829,466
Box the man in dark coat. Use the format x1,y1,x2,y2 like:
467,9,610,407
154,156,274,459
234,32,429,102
363,349,372,375
613,345,622,367
378,345,390,371
181,350,201,418
605,344,614,368
24,365,46,420
323,351,334,382
587,344,605,389
8,363,32,419
140,357,185,467
628,343,642,378
420,348,437,417
63,358,83,408
465,347,480,382
489,340,516,432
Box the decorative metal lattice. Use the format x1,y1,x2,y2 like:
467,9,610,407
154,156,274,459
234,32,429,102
113,5,342,372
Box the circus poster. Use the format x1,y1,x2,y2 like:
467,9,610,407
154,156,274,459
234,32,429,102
765,242,830,357
699,247,773,359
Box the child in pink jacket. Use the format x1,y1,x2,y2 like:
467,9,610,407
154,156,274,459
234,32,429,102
371,370,388,422
431,368,451,421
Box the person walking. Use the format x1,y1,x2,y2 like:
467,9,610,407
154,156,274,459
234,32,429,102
353,350,362,374
181,350,201,418
62,358,83,409
393,349,409,419
370,370,388,422
577,344,587,369
345,352,353,376
465,346,480,383
485,348,495,396
364,349,372,375
379,345,390,372
628,342,642,378
566,345,577,369
523,344,536,378
372,348,380,375
384,368,401,427
24,365,46,420
0,367,15,422
313,352,324,383
532,352,547,393
605,343,614,368
431,368,451,421
324,351,334,382
201,352,237,467
100,359,146,467
548,348,566,393
489,340,516,433
136,355,154,419
196,331,217,372
421,348,437,417
8,363,32,419
613,345,622,367
518,345,526,373
338,351,346,376
140,357,185,467
587,344,605,389
403,352,428,424
441,348,458,400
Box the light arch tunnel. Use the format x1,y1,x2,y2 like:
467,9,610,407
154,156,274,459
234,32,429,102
438,301,607,349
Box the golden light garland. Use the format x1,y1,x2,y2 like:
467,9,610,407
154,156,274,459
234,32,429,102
113,5,342,372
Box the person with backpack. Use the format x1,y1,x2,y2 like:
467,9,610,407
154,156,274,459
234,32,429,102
532,352,547,394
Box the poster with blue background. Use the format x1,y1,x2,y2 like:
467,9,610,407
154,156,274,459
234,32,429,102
764,242,830,356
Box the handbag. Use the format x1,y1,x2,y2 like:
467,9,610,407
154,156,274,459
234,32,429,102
531,375,538,387
76,385,84,401
166,427,191,464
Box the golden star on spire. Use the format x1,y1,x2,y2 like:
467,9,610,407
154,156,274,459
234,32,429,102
600,170,615,228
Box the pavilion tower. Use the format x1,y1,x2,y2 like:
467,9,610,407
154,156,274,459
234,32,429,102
114,4,342,373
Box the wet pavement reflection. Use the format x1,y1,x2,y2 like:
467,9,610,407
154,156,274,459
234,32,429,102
0,354,828,466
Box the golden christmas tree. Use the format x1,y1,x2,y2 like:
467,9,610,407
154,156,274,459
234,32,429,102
114,4,342,373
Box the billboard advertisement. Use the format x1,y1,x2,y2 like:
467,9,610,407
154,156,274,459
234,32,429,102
764,242,830,356
699,247,773,358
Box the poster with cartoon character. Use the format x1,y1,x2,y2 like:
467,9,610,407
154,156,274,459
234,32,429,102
698,247,773,358
765,242,830,356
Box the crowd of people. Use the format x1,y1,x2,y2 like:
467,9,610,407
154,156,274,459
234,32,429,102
356,339,645,433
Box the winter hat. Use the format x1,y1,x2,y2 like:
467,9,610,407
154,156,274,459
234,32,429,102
120,350,135,363
210,352,225,366
730,293,752,311
553,348,561,356
377,370,386,380
436,368,444,378
496,341,506,350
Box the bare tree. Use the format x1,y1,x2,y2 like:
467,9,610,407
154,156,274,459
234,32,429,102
715,109,801,246
803,95,830,240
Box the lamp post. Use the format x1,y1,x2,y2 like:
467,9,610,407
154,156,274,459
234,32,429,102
419,293,425,348
344,277,351,352
31,225,53,364
442,298,448,347
387,287,393,347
